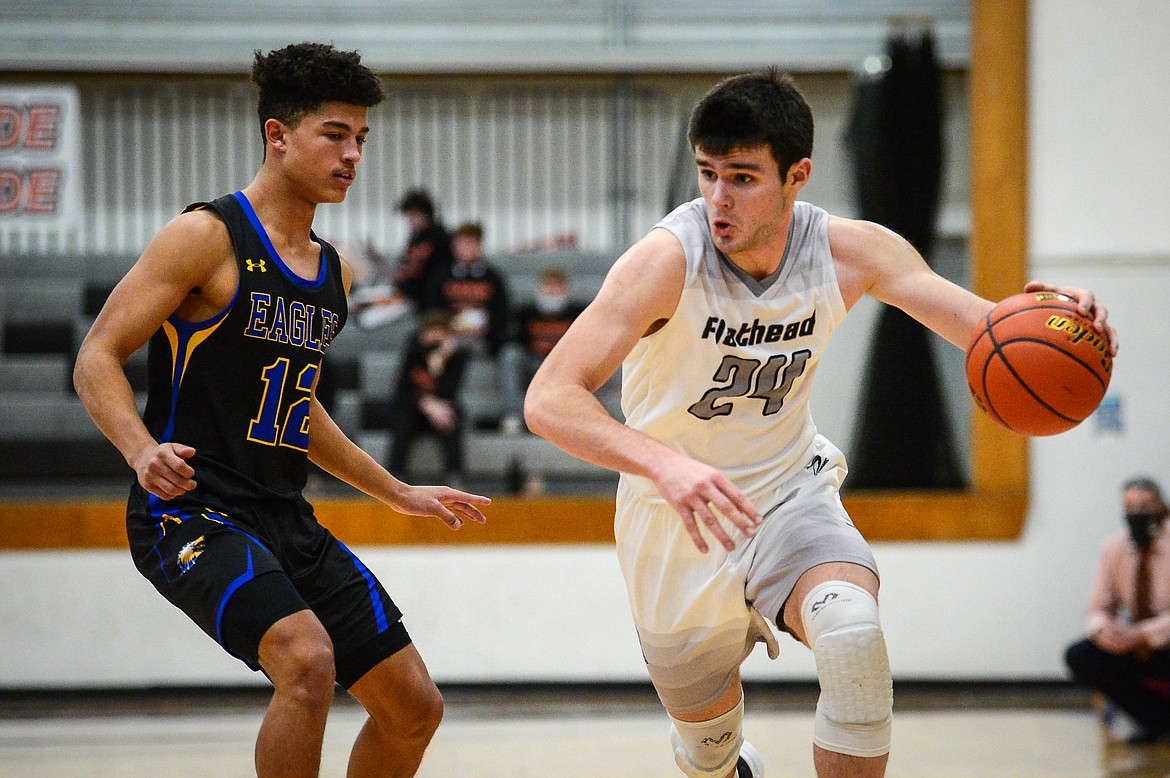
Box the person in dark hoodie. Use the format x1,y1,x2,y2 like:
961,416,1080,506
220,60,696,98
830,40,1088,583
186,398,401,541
385,308,470,486
394,188,453,308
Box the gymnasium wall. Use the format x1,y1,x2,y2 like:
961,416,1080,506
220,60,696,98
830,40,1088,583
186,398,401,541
2,0,1169,687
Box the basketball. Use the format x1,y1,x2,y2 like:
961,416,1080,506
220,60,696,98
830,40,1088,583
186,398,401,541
965,292,1113,436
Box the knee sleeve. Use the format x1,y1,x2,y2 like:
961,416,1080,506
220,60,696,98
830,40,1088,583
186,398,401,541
801,580,893,758
669,695,744,777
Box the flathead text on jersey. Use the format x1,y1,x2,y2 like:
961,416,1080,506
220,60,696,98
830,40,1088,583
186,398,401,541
700,311,816,347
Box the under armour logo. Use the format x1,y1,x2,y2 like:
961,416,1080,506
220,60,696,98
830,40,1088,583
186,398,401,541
245,259,267,272
701,731,735,746
806,455,827,475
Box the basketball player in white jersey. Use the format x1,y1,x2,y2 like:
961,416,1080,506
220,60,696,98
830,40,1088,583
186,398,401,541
525,69,1117,777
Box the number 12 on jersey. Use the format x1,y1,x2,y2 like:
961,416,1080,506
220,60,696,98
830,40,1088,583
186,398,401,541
247,357,317,451
687,350,811,420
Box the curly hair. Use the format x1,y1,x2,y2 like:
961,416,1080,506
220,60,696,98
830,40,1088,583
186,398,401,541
251,42,384,141
688,67,814,182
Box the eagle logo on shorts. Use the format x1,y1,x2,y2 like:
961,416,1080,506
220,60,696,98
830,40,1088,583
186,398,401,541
178,536,206,574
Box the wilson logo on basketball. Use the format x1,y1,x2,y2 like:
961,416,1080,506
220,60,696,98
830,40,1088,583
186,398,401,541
966,292,1113,436
1044,315,1110,369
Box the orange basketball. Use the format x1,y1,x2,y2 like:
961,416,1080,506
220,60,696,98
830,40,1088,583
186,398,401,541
965,292,1113,436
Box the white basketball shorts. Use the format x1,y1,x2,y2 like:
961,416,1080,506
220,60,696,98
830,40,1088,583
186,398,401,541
614,436,878,714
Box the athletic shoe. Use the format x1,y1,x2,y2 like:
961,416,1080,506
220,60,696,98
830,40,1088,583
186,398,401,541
736,740,764,777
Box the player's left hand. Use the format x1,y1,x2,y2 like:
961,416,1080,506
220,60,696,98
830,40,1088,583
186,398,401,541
1024,280,1118,355
390,486,491,530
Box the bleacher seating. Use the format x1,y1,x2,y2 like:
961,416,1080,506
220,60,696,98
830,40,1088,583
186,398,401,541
0,355,71,392
495,249,613,302
0,250,620,492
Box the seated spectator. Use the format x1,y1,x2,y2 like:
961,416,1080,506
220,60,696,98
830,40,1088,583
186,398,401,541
347,190,453,329
430,222,511,358
1066,476,1170,744
347,239,412,329
395,189,453,308
384,309,470,486
500,266,584,434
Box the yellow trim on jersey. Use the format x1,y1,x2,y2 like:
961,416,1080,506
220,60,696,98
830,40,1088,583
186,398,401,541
162,313,231,389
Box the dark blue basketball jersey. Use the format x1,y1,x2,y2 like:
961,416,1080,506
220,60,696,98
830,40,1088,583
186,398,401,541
141,191,347,501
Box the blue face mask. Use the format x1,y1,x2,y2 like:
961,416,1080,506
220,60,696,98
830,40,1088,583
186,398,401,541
1126,512,1163,549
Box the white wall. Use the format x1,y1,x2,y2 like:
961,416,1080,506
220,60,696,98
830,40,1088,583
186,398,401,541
2,0,1170,688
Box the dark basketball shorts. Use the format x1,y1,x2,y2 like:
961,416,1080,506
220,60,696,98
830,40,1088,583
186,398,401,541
126,485,410,688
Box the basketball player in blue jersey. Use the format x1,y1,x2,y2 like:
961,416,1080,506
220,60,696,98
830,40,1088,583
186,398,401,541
74,43,489,778
526,69,1117,777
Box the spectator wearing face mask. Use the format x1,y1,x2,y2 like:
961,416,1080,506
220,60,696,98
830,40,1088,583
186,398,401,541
1066,477,1170,744
499,267,585,435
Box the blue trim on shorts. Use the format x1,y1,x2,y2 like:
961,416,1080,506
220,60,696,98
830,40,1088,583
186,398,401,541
145,503,267,582
337,540,389,634
215,546,255,648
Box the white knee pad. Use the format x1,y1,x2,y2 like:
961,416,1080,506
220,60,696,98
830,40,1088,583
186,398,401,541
670,695,744,777
801,581,893,758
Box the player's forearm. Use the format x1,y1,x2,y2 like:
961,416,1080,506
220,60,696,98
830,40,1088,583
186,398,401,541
525,381,677,482
73,345,158,468
887,272,993,351
307,400,407,502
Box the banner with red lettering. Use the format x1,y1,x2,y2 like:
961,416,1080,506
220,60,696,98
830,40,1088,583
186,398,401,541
0,85,80,227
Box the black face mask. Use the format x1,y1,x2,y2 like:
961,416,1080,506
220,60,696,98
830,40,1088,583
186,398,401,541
1127,513,1164,549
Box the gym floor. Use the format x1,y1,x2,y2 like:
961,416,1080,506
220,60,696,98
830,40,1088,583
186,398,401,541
2,682,1167,777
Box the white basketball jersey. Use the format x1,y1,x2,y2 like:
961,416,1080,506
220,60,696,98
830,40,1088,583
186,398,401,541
620,198,846,500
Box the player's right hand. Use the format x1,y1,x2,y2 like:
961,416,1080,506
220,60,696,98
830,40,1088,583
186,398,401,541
133,442,197,500
652,454,763,554
388,485,491,531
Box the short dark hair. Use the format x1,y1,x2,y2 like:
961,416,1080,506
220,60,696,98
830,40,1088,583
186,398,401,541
688,67,814,181
452,222,484,241
1125,477,1165,503
251,42,384,142
398,188,436,219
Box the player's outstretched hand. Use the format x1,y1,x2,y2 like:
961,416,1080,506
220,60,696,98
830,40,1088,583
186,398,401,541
1024,280,1118,355
133,442,197,501
389,486,491,531
652,454,763,554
